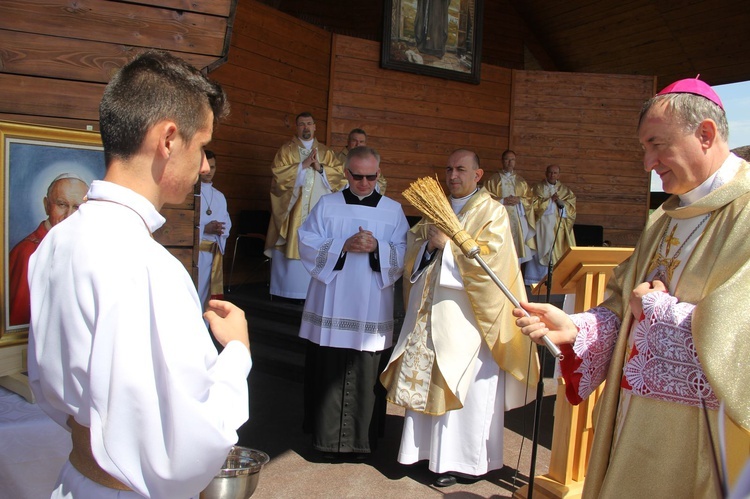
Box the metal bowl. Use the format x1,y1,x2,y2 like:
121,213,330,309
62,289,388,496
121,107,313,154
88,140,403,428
200,446,270,499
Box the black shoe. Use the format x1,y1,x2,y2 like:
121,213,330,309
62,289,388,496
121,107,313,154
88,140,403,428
434,474,457,487
321,452,338,461
353,452,371,461
456,473,481,484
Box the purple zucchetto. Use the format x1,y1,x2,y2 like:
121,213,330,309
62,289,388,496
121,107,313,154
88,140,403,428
656,76,724,110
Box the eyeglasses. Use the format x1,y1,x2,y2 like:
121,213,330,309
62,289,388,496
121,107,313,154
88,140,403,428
347,170,378,181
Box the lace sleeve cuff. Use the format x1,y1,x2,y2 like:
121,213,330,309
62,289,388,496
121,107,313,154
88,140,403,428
560,307,621,403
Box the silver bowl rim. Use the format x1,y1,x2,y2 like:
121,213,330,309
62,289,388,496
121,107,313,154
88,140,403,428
214,446,270,478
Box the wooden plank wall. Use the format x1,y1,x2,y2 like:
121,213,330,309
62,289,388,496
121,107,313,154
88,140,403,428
204,1,337,285
326,36,653,247
208,0,333,218
327,35,513,215
510,71,655,246
0,0,234,283
0,0,229,130
256,0,560,72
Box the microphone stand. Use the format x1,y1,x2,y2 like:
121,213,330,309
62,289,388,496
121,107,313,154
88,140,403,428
527,201,565,499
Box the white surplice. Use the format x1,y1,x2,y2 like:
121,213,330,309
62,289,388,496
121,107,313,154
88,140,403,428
297,190,409,351
28,180,251,499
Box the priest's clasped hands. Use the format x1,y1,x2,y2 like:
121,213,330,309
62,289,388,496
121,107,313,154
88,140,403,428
551,192,565,209
302,149,323,172
344,226,378,253
503,195,521,206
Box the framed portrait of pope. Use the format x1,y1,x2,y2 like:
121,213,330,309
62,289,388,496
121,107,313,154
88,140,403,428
1,122,105,347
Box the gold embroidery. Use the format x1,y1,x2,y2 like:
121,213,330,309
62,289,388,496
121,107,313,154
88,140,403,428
405,370,424,390
646,215,710,286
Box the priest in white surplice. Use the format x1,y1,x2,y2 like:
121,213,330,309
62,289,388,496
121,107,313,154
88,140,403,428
381,149,539,487
298,146,409,459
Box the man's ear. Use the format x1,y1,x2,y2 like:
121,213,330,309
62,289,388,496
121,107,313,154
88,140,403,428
147,120,177,182
475,168,484,183
155,120,179,160
697,119,718,151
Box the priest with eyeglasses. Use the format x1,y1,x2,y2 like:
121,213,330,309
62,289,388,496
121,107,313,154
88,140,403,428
297,146,409,460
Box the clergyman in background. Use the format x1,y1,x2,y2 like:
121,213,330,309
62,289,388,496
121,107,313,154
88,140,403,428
337,128,387,195
483,149,535,266
265,112,345,301
198,150,232,310
524,164,576,286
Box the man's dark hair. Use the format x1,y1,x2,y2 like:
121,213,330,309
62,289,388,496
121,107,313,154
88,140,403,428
348,128,367,139
205,150,216,160
296,112,314,124
99,50,229,166
501,149,516,160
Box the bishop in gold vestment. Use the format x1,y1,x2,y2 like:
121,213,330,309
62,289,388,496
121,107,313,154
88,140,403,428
515,79,750,499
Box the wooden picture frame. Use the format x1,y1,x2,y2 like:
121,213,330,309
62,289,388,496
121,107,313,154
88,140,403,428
1,122,105,347
381,0,484,84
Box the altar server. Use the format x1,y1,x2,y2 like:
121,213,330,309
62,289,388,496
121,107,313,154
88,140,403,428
28,50,251,498
198,150,232,309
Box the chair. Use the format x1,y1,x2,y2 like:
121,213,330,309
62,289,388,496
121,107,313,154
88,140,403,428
228,210,271,293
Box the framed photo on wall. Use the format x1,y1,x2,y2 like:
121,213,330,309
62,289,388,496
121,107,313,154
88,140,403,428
381,0,484,84
1,122,105,344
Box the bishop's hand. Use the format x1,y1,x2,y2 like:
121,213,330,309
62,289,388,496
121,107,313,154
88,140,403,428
513,301,578,346
630,280,667,320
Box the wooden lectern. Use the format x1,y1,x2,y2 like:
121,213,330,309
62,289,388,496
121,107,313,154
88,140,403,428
514,246,633,499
